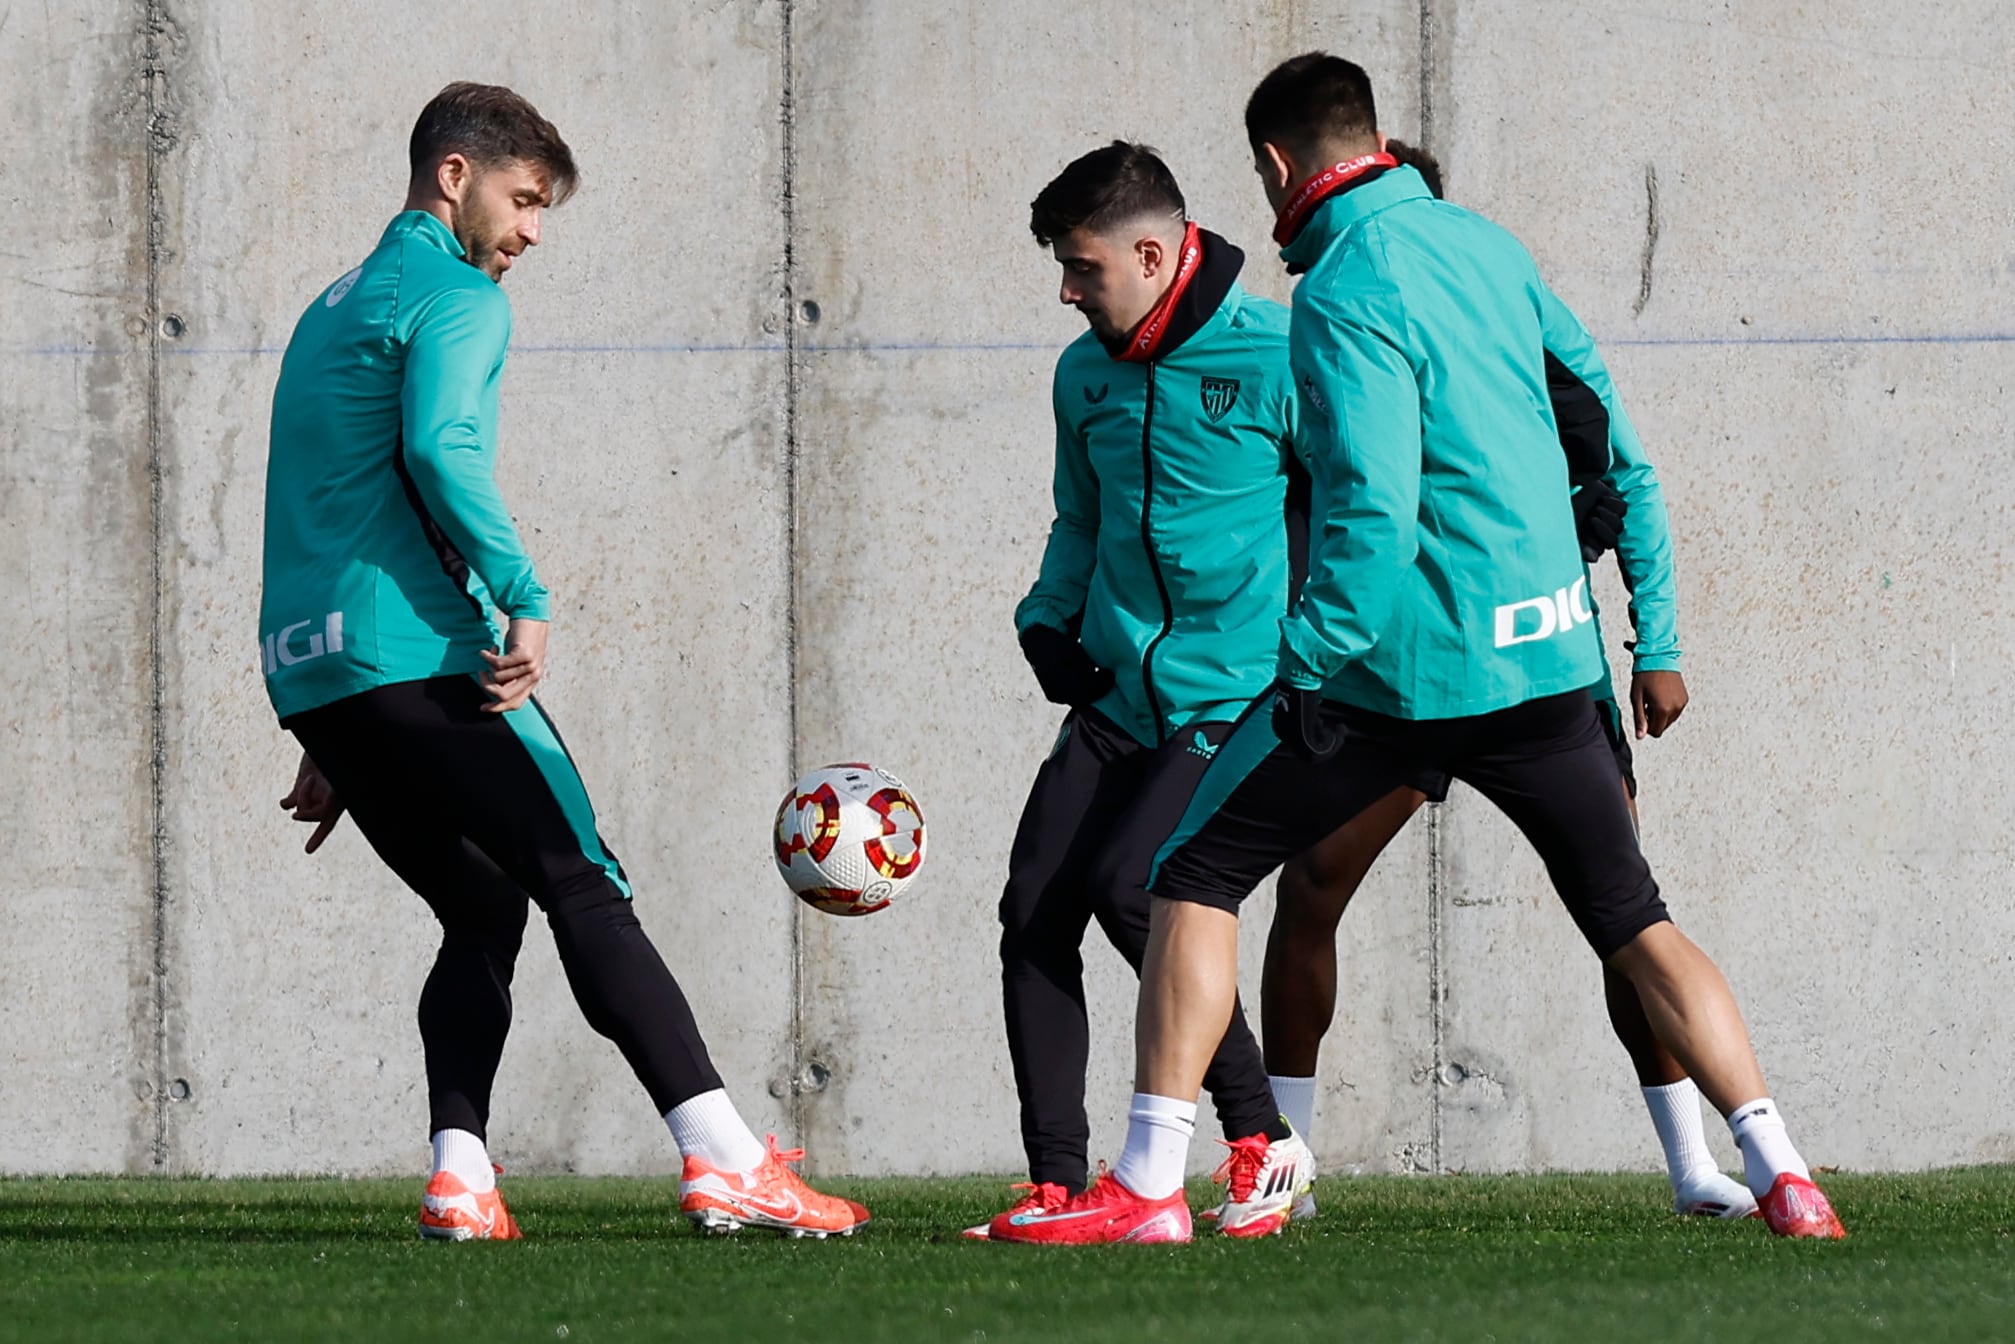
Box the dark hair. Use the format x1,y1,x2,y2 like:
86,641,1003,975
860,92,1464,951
1384,138,1443,199
409,82,579,205
1245,53,1380,158
1029,141,1185,247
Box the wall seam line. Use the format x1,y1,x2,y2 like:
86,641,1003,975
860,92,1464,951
1418,0,1437,150
141,0,171,1173
779,0,809,1147
1419,0,1443,1179
1426,802,1444,1175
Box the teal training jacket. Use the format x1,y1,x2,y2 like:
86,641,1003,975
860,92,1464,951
259,212,549,721
1280,166,1621,719
1017,281,1298,746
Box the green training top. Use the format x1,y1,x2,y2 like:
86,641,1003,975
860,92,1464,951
259,211,549,721
1280,166,1605,718
1017,282,1298,746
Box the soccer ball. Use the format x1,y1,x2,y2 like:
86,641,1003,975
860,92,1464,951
772,763,927,916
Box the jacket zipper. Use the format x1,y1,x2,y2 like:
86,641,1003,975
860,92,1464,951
1137,362,1175,744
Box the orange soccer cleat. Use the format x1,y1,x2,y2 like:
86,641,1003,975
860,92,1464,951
679,1135,871,1238
1759,1173,1847,1239
961,1181,1073,1240
988,1164,1191,1245
418,1168,521,1242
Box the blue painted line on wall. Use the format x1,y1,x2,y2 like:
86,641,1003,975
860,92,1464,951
9,331,2015,358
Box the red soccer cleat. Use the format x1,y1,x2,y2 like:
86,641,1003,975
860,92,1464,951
987,1165,1191,1245
962,1181,1072,1240
1759,1173,1846,1239
679,1135,870,1238
418,1167,521,1242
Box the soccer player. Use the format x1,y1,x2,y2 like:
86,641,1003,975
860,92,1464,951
1258,140,1758,1223
262,82,867,1241
975,141,1315,1240
999,54,1844,1244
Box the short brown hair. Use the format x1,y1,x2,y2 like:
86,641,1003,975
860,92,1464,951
1245,53,1379,160
409,82,579,205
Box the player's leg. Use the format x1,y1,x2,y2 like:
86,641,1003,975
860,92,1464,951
291,698,535,1240
1452,690,1842,1238
348,676,865,1236
995,693,1410,1244
1083,716,1307,1238
979,708,1148,1233
1588,697,1757,1218
1259,786,1429,1146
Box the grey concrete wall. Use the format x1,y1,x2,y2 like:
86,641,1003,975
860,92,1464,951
2,0,2008,1179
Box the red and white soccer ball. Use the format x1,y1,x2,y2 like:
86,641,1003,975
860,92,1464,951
772,763,927,916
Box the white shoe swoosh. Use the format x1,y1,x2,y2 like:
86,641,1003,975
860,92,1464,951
1007,1207,1107,1227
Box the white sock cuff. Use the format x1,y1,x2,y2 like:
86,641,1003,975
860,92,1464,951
1127,1092,1200,1127
665,1089,768,1173
1727,1097,1781,1130
1639,1078,1716,1181
430,1128,494,1191
1113,1092,1197,1200
1268,1075,1317,1143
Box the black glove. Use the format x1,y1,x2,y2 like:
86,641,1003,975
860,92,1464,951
1019,622,1115,708
1270,681,1343,762
1569,473,1627,563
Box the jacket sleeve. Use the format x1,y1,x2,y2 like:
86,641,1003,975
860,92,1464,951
1536,284,1680,671
1013,374,1099,635
1278,285,1421,688
399,283,551,622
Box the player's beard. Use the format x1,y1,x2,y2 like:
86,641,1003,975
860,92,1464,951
452,195,513,281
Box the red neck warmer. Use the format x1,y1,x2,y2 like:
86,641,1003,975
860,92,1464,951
1118,221,1204,363
1272,153,1398,245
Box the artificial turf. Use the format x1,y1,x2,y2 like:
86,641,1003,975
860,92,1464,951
0,1169,2008,1343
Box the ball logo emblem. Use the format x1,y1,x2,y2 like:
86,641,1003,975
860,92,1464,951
862,788,924,881
774,783,843,866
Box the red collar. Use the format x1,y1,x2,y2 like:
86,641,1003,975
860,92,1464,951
1272,153,1398,245
1118,222,1204,363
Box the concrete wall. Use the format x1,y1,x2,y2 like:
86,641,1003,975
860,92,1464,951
2,0,2008,1178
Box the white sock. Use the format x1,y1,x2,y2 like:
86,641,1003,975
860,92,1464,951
1269,1075,1317,1145
430,1128,494,1192
665,1089,768,1173
1112,1093,1196,1200
1727,1097,1810,1197
1640,1080,1719,1187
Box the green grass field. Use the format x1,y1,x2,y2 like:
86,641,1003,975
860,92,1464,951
0,1169,2008,1343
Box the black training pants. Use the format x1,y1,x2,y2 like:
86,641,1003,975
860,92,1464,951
286,675,723,1140
1000,707,1279,1192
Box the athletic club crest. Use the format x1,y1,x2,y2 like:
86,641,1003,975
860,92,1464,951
1200,376,1240,423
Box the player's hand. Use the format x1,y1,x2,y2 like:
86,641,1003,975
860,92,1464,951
279,751,346,854
482,618,548,714
1570,474,1627,562
1631,669,1688,739
1270,681,1343,762
1019,622,1115,708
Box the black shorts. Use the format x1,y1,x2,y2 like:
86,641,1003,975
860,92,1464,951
1593,695,1638,799
1148,689,1668,960
1413,688,1634,803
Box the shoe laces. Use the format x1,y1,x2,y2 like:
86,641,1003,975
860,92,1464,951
765,1134,807,1166
1211,1134,1273,1203
1006,1181,1071,1214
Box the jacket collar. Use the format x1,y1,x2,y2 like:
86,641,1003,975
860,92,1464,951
381,209,467,262
1279,165,1433,274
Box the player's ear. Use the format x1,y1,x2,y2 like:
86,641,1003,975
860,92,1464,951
436,153,471,204
1137,234,1165,279
1260,141,1295,191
